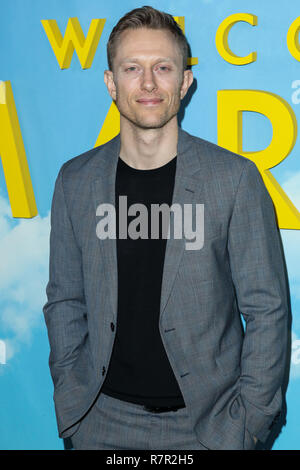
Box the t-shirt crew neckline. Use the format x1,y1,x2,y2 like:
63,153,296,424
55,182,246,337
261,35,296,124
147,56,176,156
118,155,177,177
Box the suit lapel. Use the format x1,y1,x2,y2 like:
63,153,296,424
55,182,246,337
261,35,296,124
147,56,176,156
91,134,121,322
91,127,206,322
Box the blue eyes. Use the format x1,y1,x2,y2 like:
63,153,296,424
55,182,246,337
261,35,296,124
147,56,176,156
125,66,170,72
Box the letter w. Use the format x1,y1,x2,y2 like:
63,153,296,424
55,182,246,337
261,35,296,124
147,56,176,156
41,17,106,69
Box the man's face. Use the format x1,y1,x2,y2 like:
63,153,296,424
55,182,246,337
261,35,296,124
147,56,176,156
104,27,193,130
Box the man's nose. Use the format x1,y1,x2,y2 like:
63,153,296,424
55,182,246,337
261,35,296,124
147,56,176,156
140,68,158,92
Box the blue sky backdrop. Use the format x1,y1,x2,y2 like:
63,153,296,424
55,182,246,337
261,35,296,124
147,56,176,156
0,0,299,450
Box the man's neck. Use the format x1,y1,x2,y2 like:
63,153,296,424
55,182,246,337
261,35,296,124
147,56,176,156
119,118,178,170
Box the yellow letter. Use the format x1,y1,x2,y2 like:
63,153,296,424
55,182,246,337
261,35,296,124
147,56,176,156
215,13,257,65
95,101,120,147
41,17,106,69
217,89,300,229
0,81,37,218
173,16,198,66
287,16,300,61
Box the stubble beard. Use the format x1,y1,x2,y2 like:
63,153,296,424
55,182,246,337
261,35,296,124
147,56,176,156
115,88,182,130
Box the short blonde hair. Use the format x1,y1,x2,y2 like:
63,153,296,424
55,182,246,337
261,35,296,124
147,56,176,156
107,5,189,73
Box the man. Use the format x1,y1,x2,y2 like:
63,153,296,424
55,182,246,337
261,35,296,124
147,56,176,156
43,6,288,450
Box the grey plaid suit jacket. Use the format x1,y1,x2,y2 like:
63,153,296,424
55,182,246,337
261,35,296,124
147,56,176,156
43,127,288,450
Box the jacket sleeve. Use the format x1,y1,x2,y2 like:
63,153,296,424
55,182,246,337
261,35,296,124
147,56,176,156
227,159,289,443
43,165,88,394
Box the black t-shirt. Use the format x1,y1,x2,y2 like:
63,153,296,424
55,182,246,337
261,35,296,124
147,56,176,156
101,154,185,407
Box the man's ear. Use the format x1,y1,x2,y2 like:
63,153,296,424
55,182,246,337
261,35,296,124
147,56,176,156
104,70,117,101
180,69,194,100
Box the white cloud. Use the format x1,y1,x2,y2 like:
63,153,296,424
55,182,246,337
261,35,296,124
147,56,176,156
279,172,300,380
291,332,300,379
0,193,50,361
280,171,300,300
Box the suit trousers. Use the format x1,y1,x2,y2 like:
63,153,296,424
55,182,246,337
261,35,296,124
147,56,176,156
70,391,208,450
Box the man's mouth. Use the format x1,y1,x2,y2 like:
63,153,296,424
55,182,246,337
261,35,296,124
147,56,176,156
136,98,163,105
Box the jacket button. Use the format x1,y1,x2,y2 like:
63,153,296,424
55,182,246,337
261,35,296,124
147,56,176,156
110,322,115,332
102,366,106,376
